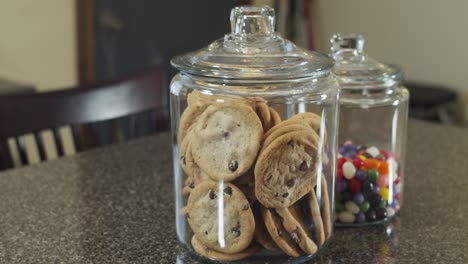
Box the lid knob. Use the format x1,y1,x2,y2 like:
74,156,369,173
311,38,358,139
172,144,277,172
230,6,275,35
330,33,367,64
330,33,365,53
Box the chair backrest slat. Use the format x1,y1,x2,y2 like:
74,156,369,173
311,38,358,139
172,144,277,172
52,128,65,157
34,132,47,161
70,124,83,152
0,140,13,170
15,137,28,165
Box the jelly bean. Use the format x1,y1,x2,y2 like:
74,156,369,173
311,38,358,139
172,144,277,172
335,202,345,212
365,210,377,221
338,211,356,223
360,201,370,212
338,146,346,155
377,161,389,175
386,207,395,217
357,155,367,161
336,168,343,181
343,151,357,159
376,154,386,161
345,201,360,214
353,192,365,204
379,187,389,201
356,212,366,223
337,157,347,169
336,180,347,192
376,208,388,220
370,193,383,209
355,169,367,181
366,146,380,158
380,149,389,159
364,159,380,170
394,175,400,184
394,193,401,201
378,200,386,209
353,158,364,169
391,199,399,208
343,161,356,179
343,143,357,152
348,178,361,193
362,181,375,198
373,185,380,194
367,169,379,182
377,175,389,187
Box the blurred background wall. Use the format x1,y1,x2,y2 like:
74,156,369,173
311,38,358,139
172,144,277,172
0,0,77,91
311,0,468,124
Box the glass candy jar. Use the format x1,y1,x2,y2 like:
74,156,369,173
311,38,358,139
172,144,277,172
170,6,339,263
331,34,409,226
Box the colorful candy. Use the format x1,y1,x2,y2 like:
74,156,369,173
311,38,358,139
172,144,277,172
335,141,402,224
343,161,356,179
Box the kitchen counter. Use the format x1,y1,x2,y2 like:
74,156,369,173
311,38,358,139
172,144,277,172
1,120,467,263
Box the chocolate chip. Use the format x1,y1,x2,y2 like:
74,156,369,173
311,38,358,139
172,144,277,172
266,174,273,183
205,231,208,235
231,222,241,237
181,155,186,165
222,131,230,138
290,229,300,243
299,160,308,171
189,181,195,188
209,189,217,200
228,161,238,172
286,178,295,187
288,140,294,147
282,192,289,198
242,204,249,211
274,192,279,198
224,186,233,195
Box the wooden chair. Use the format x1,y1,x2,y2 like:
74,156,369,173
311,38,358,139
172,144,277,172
0,68,168,170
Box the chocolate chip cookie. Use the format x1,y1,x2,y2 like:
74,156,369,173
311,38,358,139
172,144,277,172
261,206,301,257
276,206,318,255
255,131,320,208
191,236,261,261
191,104,263,181
187,181,255,253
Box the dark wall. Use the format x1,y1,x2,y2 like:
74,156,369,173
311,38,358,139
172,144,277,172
95,1,240,80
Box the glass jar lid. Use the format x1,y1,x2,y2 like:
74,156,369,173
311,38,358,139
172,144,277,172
171,6,333,80
330,33,403,89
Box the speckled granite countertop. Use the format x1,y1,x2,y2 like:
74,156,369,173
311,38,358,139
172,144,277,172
0,120,467,264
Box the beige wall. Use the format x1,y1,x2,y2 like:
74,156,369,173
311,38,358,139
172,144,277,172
0,0,77,91
312,0,468,90
312,0,468,123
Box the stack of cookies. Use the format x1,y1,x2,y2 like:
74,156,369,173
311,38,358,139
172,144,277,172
179,90,331,261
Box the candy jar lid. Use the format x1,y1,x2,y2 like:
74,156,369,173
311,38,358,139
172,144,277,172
171,6,333,80
330,33,403,89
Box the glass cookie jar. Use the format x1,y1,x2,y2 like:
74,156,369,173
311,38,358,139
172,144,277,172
170,6,339,263
330,34,409,226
